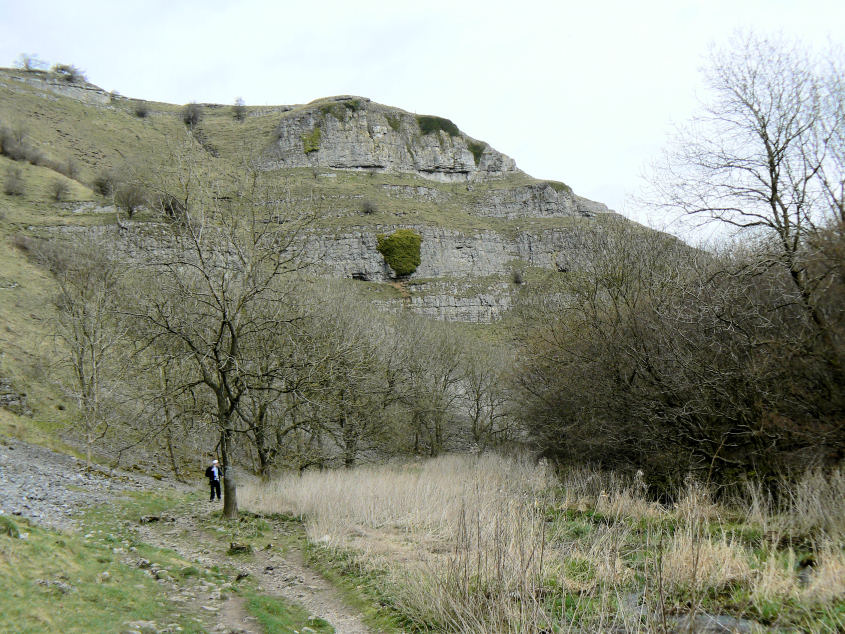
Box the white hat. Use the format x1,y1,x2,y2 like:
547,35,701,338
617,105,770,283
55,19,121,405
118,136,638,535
212,459,219,464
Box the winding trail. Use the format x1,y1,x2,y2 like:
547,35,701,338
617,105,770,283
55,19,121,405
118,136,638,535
1,435,370,634
136,499,371,634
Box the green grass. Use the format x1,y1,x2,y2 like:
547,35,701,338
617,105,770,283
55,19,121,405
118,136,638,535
385,114,402,133
0,513,205,633
302,542,415,633
415,115,460,137
467,140,486,166
246,593,334,633
202,510,408,633
302,126,322,154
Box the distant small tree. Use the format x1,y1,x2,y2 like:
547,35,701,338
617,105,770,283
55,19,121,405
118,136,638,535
51,63,86,83
133,101,150,118
92,170,118,197
232,97,247,122
49,177,70,202
114,182,146,218
182,102,203,126
4,166,24,196
60,157,80,180
15,53,47,72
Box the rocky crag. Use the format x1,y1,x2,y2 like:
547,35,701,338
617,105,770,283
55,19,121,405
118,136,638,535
0,70,622,322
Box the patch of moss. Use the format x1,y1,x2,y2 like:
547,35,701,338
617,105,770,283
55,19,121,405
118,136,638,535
376,229,422,276
467,140,486,166
416,115,459,137
302,126,321,154
0,516,20,538
319,103,345,120
385,114,402,133
343,99,363,112
546,180,573,196
319,99,362,121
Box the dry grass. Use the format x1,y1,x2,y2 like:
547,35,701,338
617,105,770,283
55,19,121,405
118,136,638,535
242,455,843,632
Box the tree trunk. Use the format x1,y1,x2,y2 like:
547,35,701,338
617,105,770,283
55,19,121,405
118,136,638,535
220,428,238,519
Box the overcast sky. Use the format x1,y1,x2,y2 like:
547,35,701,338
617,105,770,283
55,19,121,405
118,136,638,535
1,0,842,234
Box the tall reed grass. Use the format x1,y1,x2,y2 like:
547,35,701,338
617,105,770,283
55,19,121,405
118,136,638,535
241,455,845,632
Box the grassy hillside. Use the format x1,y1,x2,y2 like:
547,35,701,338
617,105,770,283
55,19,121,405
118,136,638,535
0,66,609,445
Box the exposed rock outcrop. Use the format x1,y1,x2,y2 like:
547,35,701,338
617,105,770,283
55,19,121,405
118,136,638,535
303,224,606,283
264,96,519,182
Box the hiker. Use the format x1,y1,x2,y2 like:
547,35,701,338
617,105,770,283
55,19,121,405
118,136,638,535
205,459,222,501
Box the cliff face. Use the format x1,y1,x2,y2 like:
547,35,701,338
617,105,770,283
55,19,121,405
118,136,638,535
303,225,601,282
0,69,626,324
264,96,519,182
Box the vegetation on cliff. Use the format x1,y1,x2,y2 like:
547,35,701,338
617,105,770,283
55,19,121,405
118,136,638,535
376,229,422,276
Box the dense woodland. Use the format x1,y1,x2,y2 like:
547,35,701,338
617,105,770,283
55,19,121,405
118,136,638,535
4,36,843,518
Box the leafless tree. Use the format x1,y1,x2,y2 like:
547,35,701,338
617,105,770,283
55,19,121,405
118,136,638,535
15,53,47,71
233,97,247,122
126,151,312,518
36,238,128,469
650,33,844,379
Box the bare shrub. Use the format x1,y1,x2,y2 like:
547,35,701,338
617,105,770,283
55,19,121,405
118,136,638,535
4,166,25,196
50,63,86,83
60,157,79,180
15,53,47,71
133,101,150,118
49,178,70,202
232,97,246,122
182,102,203,126
92,169,118,197
361,199,376,215
114,182,146,218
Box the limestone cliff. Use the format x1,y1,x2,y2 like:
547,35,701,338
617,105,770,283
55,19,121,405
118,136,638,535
264,96,518,182
0,68,627,323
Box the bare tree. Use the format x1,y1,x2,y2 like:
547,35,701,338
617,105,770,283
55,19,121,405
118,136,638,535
127,154,310,518
37,238,127,469
461,345,514,451
233,97,247,122
114,182,146,218
15,53,47,72
650,33,844,377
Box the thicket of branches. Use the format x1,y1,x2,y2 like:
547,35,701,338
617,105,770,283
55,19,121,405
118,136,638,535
514,34,844,495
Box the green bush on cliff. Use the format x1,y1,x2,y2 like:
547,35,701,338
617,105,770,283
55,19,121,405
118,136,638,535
302,126,321,154
467,140,486,166
416,115,459,137
385,114,402,133
376,229,422,276
319,99,362,121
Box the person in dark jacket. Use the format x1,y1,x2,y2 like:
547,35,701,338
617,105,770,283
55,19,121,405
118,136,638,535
205,459,222,501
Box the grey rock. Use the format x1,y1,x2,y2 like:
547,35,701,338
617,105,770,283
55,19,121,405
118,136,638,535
263,97,518,182
0,378,32,416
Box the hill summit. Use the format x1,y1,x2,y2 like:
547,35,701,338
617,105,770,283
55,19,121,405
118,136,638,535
0,67,624,322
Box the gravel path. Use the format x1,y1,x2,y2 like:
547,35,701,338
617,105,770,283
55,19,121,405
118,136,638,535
0,434,372,633
136,500,371,634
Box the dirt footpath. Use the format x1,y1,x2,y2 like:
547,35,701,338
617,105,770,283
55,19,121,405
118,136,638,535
1,435,370,633
136,500,371,634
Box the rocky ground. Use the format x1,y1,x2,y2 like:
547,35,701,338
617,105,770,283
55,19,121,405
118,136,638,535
135,500,369,634
0,435,371,633
0,435,168,530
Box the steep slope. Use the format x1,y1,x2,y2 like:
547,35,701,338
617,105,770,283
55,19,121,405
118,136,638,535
0,68,621,322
